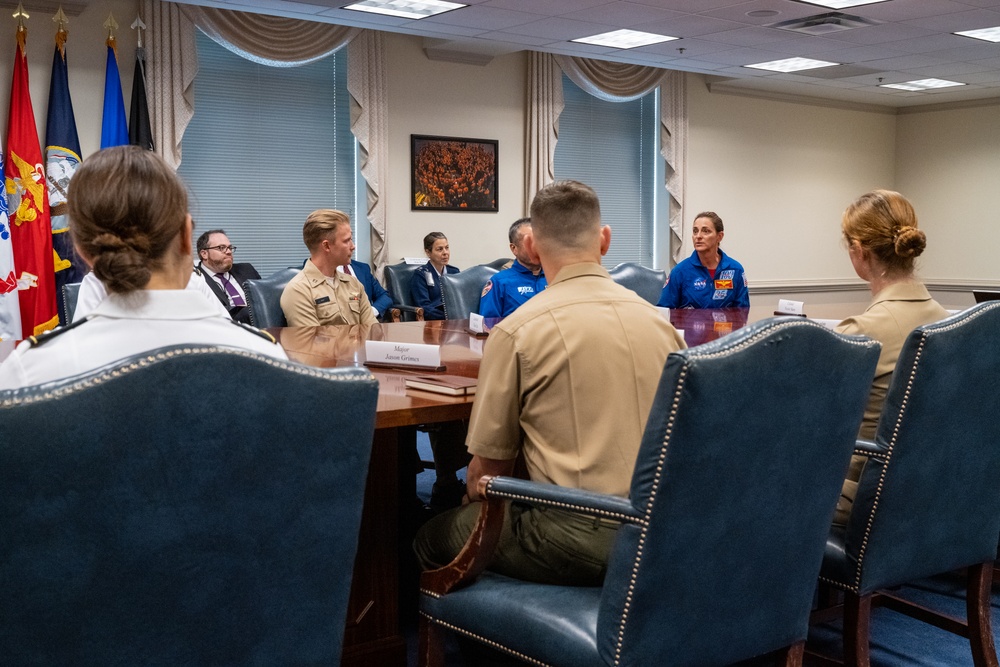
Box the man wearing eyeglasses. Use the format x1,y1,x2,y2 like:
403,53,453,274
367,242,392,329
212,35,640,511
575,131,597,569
195,230,260,324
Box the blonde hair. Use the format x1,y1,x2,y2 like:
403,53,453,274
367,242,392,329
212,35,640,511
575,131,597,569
303,209,351,252
842,189,927,276
68,146,189,294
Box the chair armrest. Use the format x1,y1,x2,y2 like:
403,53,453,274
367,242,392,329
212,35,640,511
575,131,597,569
482,476,644,525
853,438,888,460
420,494,506,597
387,304,425,323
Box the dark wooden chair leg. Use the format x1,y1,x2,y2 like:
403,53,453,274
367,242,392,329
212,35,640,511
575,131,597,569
782,640,805,667
843,592,872,667
968,562,1000,667
419,615,446,667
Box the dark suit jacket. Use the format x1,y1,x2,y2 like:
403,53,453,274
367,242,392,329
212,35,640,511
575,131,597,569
196,262,261,324
350,260,392,318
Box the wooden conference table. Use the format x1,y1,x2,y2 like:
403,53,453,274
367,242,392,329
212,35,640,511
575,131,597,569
267,310,776,666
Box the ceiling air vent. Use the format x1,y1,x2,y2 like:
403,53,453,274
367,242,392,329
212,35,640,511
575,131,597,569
769,12,882,36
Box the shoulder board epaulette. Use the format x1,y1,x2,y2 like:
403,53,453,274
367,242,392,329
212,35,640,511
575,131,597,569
232,320,278,344
27,317,89,348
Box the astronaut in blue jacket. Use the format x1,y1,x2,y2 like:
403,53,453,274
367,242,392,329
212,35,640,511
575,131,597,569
657,211,749,309
411,232,459,320
479,218,546,319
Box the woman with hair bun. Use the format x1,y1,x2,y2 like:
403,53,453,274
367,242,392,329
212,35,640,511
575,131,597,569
0,146,286,389
833,189,949,524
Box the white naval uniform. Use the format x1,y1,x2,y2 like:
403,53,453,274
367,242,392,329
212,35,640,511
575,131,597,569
74,271,230,321
0,289,287,390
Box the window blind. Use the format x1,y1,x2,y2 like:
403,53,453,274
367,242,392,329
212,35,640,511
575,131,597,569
553,75,658,269
178,31,356,276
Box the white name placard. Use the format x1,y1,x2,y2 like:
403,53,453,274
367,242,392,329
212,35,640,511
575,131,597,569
468,312,486,333
777,299,805,315
365,340,442,369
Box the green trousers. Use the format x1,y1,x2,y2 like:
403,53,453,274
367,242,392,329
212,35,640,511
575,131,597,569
414,500,619,586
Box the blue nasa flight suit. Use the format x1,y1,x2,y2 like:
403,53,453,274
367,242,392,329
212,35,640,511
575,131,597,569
657,249,749,309
411,261,460,320
478,260,547,318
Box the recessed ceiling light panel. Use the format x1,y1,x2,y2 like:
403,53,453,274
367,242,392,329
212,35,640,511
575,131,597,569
795,0,889,8
744,57,839,73
880,78,966,91
572,29,678,49
955,26,1000,43
343,0,466,20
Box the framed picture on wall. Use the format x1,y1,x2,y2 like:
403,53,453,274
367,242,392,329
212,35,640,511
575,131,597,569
411,135,498,212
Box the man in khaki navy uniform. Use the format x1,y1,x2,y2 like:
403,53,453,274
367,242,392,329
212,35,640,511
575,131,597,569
280,209,378,327
414,180,686,586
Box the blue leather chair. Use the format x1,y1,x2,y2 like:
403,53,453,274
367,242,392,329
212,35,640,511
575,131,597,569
440,264,498,320
244,267,299,328
61,281,81,324
0,345,379,665
609,262,667,306
383,261,425,322
419,318,880,667
812,301,1000,667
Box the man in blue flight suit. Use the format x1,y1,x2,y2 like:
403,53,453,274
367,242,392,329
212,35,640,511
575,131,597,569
479,218,546,318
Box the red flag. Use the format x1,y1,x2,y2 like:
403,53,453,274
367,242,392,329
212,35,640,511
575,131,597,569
5,27,57,338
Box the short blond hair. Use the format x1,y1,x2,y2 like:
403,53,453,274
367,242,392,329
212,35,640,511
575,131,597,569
303,209,350,252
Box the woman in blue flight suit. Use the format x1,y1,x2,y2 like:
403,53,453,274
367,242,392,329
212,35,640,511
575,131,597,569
411,231,460,320
657,211,749,309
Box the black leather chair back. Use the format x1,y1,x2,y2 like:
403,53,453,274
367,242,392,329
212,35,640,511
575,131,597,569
838,301,1000,594
244,267,299,328
0,345,379,664
609,262,666,306
441,264,498,320
485,257,512,270
598,318,880,666
383,262,424,321
61,281,81,324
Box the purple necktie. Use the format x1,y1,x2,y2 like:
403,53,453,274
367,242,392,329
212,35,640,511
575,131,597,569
342,264,352,276
216,273,246,307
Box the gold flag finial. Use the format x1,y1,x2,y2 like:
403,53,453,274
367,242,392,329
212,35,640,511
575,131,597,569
131,14,146,49
53,7,68,32
13,2,29,28
104,12,118,39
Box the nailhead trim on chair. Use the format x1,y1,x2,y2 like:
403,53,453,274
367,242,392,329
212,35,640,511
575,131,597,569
0,346,375,408
483,488,646,526
419,612,552,667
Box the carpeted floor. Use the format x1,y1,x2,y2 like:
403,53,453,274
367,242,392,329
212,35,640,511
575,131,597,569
410,433,1000,666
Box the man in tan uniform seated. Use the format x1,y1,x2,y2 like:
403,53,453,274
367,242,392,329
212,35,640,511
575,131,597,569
414,180,686,586
280,209,378,327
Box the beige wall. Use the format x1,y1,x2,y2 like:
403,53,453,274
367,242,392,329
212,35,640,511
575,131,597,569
0,0,137,160
895,102,1000,286
2,4,996,299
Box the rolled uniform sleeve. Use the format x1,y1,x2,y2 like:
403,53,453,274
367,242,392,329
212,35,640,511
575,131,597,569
465,328,523,461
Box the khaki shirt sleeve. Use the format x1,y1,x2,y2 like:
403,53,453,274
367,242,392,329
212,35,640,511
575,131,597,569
465,328,522,461
358,289,378,327
280,279,322,327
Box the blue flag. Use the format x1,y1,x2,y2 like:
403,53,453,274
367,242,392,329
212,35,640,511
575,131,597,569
100,40,128,149
45,32,86,321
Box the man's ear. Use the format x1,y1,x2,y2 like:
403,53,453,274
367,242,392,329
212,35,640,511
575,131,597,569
523,231,541,265
599,225,612,256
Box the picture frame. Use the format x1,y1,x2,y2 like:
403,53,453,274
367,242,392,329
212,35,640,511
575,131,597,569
411,135,498,212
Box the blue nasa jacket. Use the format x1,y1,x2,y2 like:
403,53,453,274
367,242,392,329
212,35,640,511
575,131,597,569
657,249,749,309
478,260,547,318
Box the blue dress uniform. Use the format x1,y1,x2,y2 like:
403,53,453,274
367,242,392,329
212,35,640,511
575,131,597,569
478,260,547,319
657,249,749,309
411,261,460,320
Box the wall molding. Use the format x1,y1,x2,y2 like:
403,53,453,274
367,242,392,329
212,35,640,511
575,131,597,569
749,279,868,295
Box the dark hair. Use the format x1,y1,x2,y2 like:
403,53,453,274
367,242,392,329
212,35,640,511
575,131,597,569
529,180,600,251
842,189,927,275
68,145,188,294
694,211,724,233
508,217,531,245
303,209,351,252
423,232,447,252
196,229,227,253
